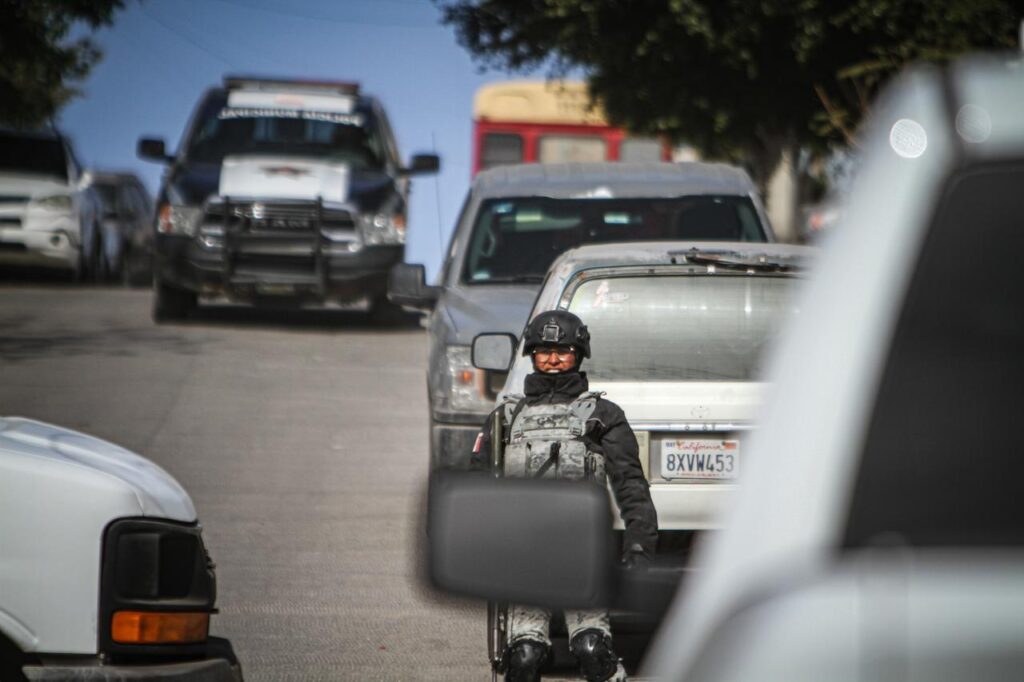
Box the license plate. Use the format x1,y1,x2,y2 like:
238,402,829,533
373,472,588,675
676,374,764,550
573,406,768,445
661,439,739,480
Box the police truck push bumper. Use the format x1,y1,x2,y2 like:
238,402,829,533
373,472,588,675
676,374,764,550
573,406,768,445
155,198,402,304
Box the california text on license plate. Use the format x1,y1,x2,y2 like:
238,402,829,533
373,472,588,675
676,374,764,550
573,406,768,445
661,439,739,480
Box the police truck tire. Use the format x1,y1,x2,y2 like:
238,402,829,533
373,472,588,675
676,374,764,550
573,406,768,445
369,296,408,325
153,279,196,322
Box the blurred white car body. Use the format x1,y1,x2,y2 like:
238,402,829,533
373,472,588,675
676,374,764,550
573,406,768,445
644,57,1024,681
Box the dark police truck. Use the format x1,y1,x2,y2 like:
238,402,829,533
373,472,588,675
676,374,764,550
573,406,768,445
139,76,439,321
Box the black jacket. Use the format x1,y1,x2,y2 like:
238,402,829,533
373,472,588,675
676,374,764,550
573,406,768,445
470,370,659,557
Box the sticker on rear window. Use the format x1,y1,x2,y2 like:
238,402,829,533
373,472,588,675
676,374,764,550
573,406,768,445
592,280,629,307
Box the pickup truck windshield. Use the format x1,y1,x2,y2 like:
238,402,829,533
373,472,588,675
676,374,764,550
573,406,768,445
185,93,385,170
0,133,68,180
567,275,798,381
462,196,766,284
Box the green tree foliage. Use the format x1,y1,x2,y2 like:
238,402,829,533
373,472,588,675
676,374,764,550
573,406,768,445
440,0,1024,179
0,0,127,127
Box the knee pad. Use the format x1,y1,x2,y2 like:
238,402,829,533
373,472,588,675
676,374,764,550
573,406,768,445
569,629,619,682
504,639,549,682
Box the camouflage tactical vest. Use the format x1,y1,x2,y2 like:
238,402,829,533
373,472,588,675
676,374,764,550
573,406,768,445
502,391,605,482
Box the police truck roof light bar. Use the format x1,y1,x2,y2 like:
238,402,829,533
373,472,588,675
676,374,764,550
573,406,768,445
223,75,360,95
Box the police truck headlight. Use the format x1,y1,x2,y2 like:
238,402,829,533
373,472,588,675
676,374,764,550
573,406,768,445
157,204,203,236
441,346,493,414
359,212,406,245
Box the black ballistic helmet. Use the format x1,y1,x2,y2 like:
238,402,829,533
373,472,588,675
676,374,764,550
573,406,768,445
522,310,591,358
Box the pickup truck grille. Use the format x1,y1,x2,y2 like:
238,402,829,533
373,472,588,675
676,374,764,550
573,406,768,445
204,201,356,233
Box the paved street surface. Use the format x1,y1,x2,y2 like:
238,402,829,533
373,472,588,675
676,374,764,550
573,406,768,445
0,285,488,681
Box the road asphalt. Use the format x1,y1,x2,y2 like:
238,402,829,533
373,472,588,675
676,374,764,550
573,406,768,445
0,285,487,681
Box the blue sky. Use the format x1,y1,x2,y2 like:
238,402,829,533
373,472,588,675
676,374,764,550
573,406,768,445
59,0,550,279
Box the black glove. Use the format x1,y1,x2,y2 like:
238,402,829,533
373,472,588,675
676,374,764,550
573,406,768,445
621,544,651,571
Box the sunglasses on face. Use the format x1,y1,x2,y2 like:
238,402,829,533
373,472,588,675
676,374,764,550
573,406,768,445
532,347,576,360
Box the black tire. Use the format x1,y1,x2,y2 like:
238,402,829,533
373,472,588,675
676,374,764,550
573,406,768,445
69,247,87,283
153,278,197,322
89,230,109,283
121,245,152,287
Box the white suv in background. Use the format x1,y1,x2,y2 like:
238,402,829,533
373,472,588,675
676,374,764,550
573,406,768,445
0,129,102,279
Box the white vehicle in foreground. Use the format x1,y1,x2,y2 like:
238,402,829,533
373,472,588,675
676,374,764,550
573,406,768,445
0,129,102,279
430,56,1024,681
480,241,812,545
0,418,241,681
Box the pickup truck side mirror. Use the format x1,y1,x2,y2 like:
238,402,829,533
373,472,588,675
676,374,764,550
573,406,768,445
401,153,440,176
472,333,517,372
388,263,442,310
428,474,615,608
137,137,173,164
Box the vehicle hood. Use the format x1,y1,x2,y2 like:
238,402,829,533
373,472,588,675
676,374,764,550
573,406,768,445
0,173,71,198
589,381,764,423
0,417,196,522
167,157,395,212
440,284,542,344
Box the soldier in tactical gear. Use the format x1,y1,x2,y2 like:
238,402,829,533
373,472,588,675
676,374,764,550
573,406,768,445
471,310,658,682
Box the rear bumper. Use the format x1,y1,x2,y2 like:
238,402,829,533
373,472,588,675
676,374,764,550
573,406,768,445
155,234,402,304
618,482,735,531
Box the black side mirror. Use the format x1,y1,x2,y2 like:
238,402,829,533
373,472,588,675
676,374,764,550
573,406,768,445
137,137,172,164
426,473,688,616
429,473,615,608
401,153,440,176
388,263,442,310
472,333,517,371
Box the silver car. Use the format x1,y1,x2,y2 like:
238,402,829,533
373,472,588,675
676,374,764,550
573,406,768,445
389,161,775,474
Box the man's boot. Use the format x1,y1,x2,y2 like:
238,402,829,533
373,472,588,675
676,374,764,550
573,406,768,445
569,629,622,682
504,639,548,682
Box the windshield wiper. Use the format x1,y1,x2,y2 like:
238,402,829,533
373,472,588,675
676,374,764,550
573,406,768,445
669,247,799,273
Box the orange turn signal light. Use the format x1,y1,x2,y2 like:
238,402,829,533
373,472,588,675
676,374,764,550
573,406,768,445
111,611,209,644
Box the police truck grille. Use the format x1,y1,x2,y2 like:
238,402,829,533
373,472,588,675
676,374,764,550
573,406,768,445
204,202,356,232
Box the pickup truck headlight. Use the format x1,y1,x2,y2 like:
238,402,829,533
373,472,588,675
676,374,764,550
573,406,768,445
157,204,203,236
100,518,216,656
440,346,493,414
359,212,406,245
33,194,73,211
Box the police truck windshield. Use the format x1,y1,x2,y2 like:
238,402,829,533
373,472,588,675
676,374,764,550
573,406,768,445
184,92,385,170
567,275,798,381
462,196,767,284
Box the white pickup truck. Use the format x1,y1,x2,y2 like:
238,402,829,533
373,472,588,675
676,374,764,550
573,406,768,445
0,417,241,681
